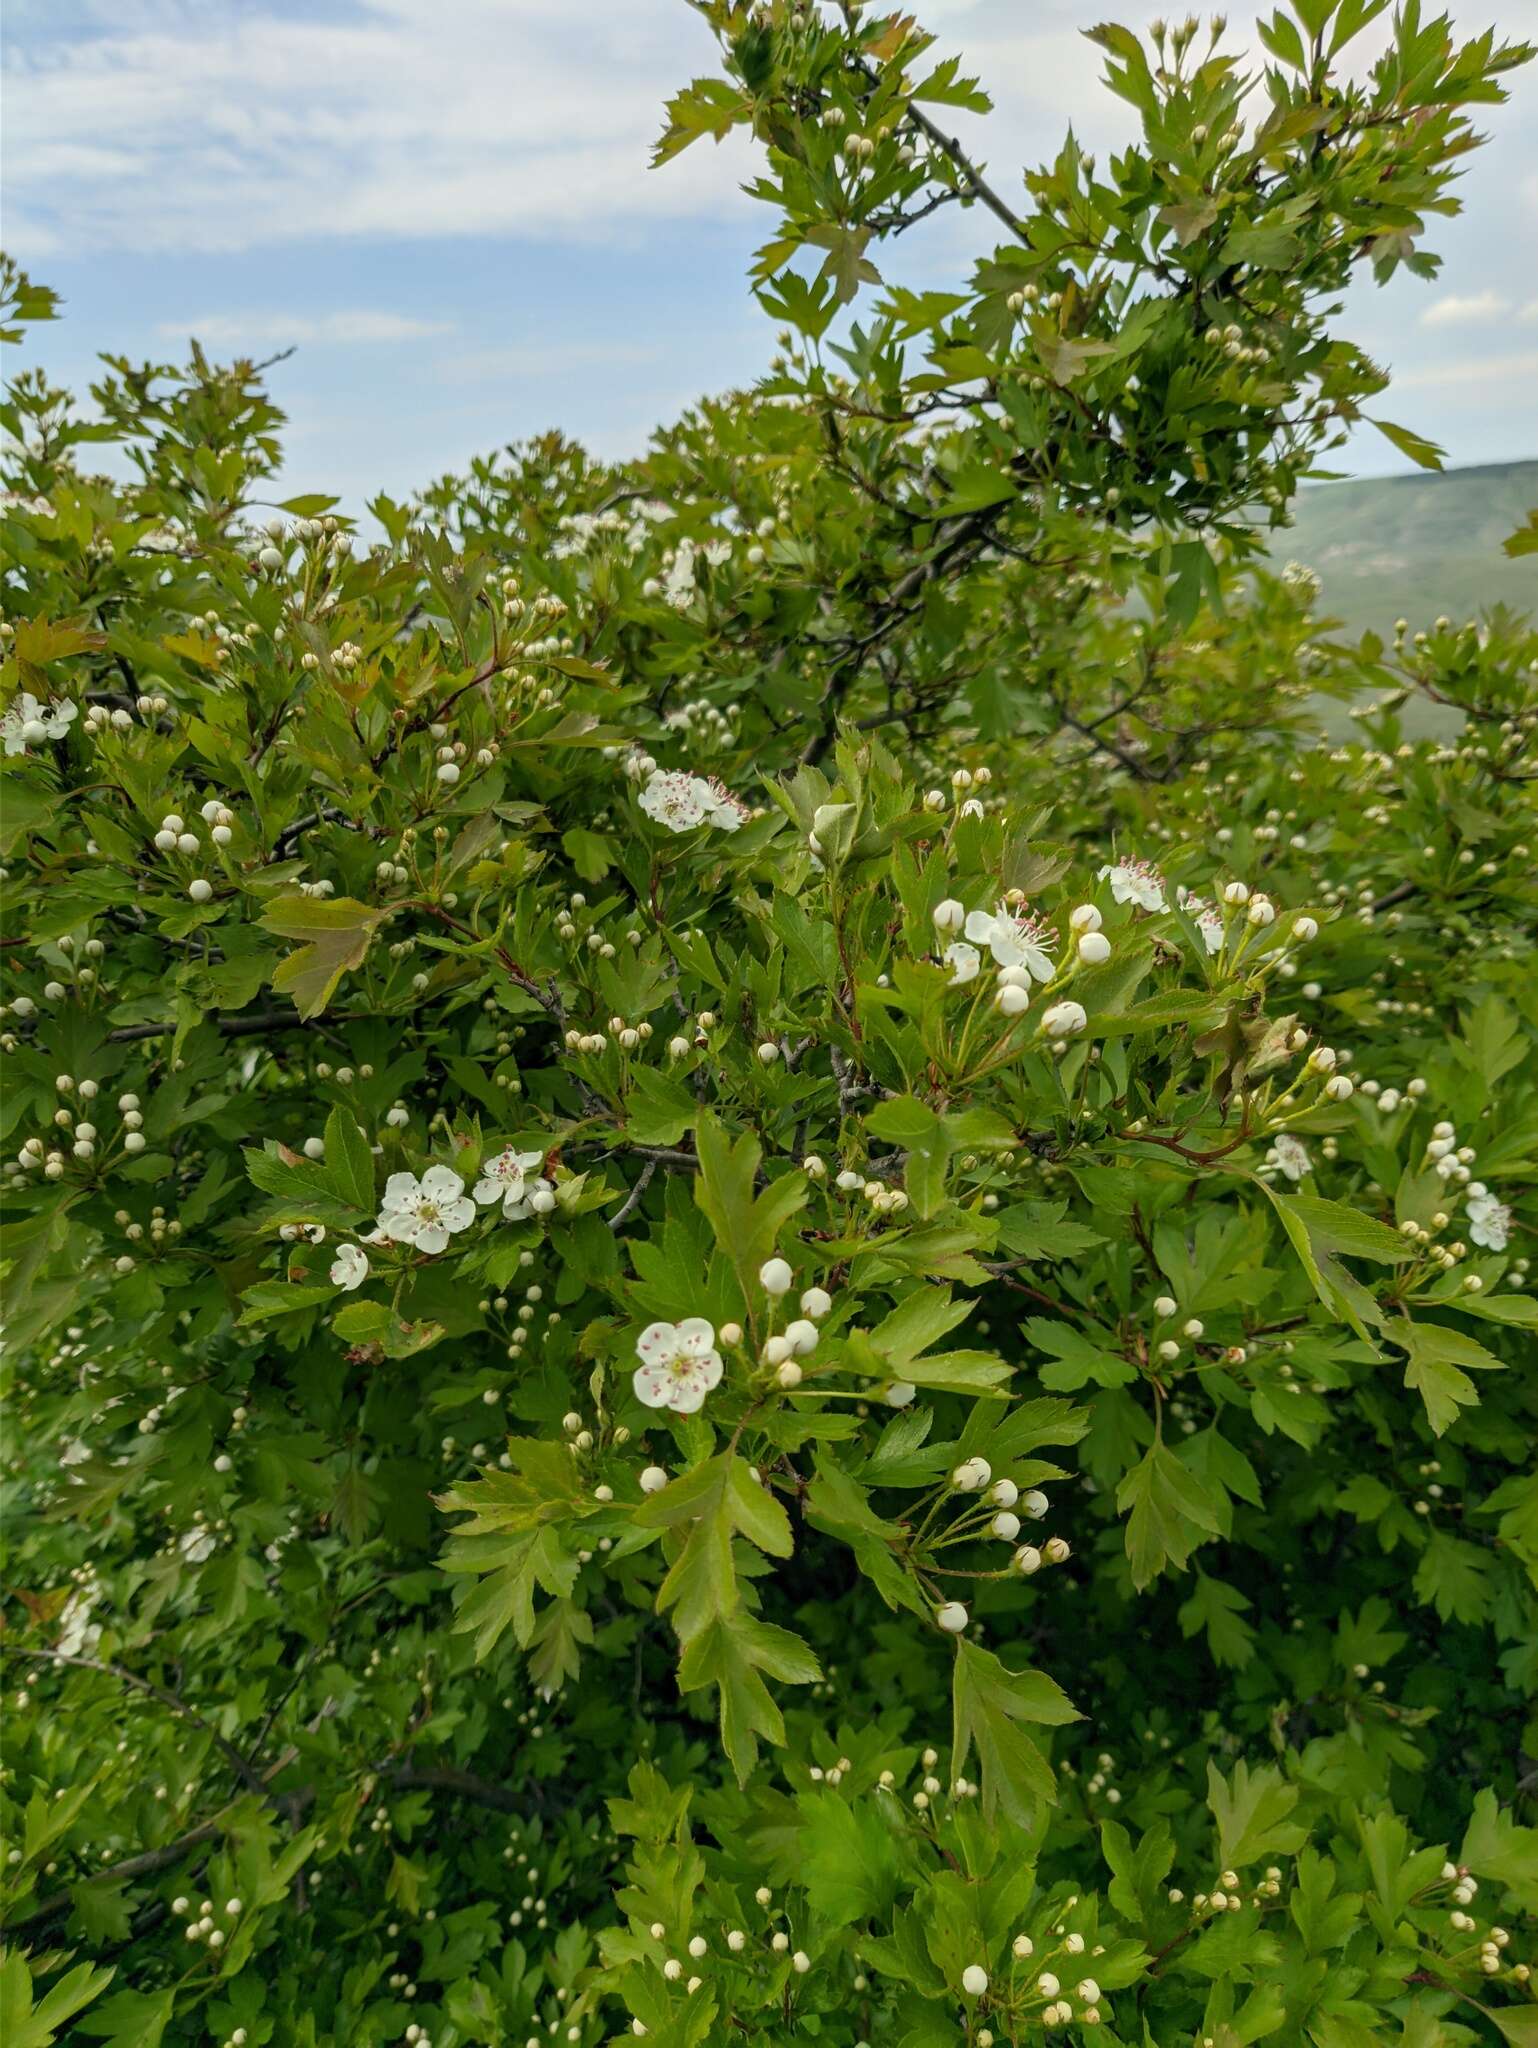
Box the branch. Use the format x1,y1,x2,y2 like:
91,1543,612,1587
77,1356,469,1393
5,1649,274,1807
2,1822,223,1933
607,1157,657,1232
107,1008,374,1044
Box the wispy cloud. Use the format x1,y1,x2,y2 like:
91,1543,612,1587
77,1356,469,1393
157,310,454,347
2,0,757,259
1395,350,1538,391
1419,290,1510,329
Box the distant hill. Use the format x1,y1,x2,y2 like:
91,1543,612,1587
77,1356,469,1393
1266,458,1536,640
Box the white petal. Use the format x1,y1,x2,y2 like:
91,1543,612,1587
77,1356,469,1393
415,1225,449,1255
962,910,994,945
675,1317,717,1357
636,1321,678,1365
382,1172,420,1205
421,1165,465,1201
632,1365,673,1409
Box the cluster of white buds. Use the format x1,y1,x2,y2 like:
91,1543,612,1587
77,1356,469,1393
172,1894,239,1948
82,701,137,734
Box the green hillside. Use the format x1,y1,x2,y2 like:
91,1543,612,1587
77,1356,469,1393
1271,457,1537,639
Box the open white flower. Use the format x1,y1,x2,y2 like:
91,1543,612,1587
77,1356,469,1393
330,1243,370,1290
1099,858,1166,912
1182,894,1226,955
698,775,748,832
639,770,708,832
2,691,78,757
963,904,1057,980
632,1318,724,1414
1271,1134,1311,1182
638,768,746,834
473,1145,547,1215
1466,1195,1510,1250
944,941,981,986
376,1166,475,1254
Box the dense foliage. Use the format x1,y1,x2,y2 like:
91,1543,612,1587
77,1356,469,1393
2,3,1536,2045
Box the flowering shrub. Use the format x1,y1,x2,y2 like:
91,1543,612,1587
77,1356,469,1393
3,4,1537,2044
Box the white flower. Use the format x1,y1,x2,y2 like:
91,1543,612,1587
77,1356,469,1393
933,898,966,934
632,1318,724,1414
1183,895,1225,954
639,770,707,832
178,1525,218,1565
964,903,1057,980
698,775,748,832
1,691,77,757
1466,1195,1510,1251
1271,1134,1311,1182
473,1145,547,1216
944,941,981,986
961,1965,989,1997
57,1586,102,1656
638,769,745,834
376,1166,476,1254
760,1257,793,1296
1098,858,1166,912
330,1243,369,1290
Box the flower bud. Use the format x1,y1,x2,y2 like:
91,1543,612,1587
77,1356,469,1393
935,1601,969,1633
933,898,966,933
1041,1000,1087,1036
759,1258,793,1296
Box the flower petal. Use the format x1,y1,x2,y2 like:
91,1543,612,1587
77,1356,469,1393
636,1321,678,1365
632,1365,673,1408
675,1317,717,1357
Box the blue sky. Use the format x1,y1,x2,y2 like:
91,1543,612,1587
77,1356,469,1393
5,0,1536,512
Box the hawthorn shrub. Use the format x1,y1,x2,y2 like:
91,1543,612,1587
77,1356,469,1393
2,4,1537,2046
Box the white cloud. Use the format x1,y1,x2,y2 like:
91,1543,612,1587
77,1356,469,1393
156,310,454,346
2,0,761,258
1419,290,1510,329
1394,350,1538,392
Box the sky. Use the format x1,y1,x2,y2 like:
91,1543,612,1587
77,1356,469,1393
4,0,1537,512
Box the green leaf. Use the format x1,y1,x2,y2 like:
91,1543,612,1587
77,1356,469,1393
323,1106,376,1212
260,894,392,1019
1394,1318,1503,1435
1366,415,1445,471
692,1110,806,1312
1259,1186,1409,1347
1117,1440,1223,1588
950,1638,1079,1829
1178,1573,1257,1669
677,1611,820,1784
0,1954,116,2048
1024,1316,1136,1390
1207,1758,1306,1870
